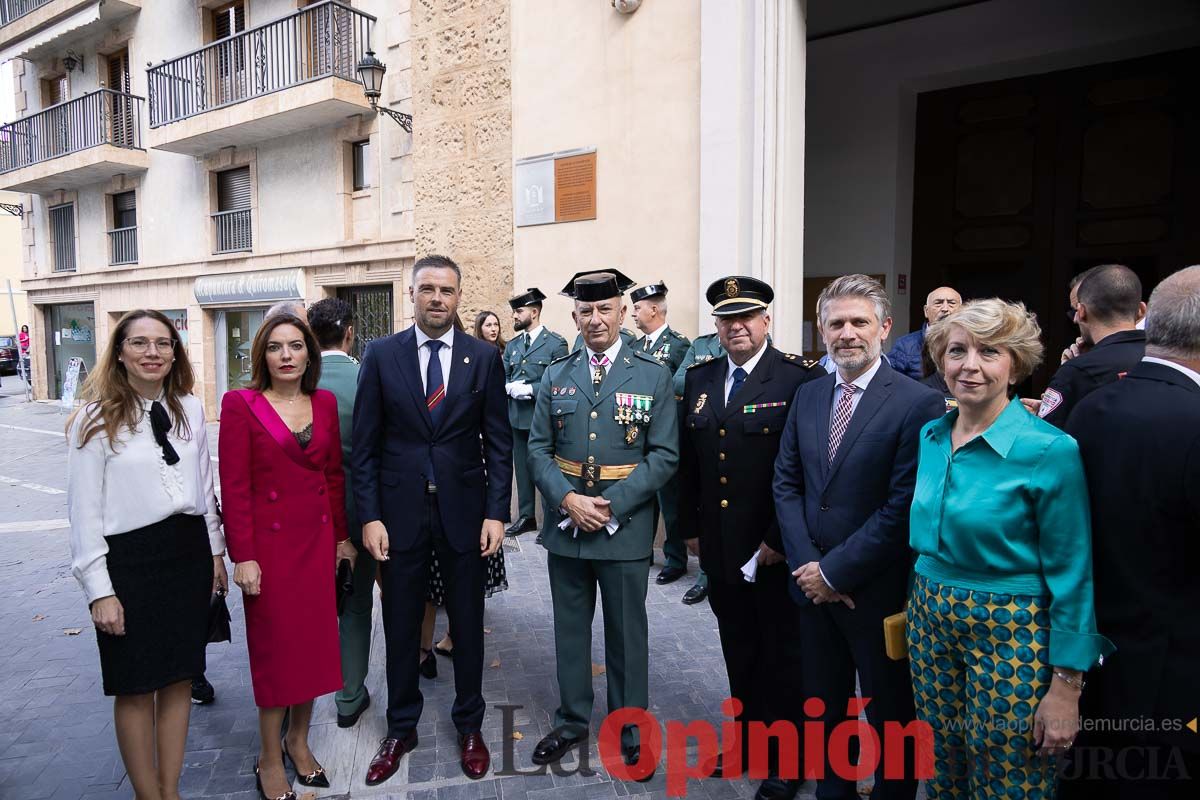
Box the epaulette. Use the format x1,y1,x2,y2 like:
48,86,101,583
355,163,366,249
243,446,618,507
671,329,688,340
632,350,664,367
547,330,567,342
686,354,720,369
781,352,820,369
551,350,578,365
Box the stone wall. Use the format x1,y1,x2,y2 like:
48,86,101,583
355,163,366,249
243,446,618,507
410,0,514,328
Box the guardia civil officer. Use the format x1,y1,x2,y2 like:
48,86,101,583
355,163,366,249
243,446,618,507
503,289,568,536
679,277,822,800
527,270,679,774
630,282,692,586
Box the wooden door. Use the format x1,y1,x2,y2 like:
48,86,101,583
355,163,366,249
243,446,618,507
211,1,247,106
911,47,1200,390
107,50,134,148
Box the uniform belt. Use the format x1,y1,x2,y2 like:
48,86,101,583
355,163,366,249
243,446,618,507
555,456,638,481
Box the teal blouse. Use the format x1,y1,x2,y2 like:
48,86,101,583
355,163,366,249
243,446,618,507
910,396,1115,671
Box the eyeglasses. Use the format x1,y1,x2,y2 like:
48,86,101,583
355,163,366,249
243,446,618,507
123,337,176,354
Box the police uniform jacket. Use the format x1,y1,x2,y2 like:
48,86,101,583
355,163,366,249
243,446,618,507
679,346,823,583
504,328,568,430
1038,329,1145,429
527,344,679,561
572,327,637,352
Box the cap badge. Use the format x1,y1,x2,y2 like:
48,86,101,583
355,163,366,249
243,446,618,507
725,278,740,298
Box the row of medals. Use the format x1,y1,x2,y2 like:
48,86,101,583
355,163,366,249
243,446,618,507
615,394,651,444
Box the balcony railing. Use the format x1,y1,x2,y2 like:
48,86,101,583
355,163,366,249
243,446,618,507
108,226,138,265
0,89,143,173
148,1,374,129
213,209,252,254
0,0,52,27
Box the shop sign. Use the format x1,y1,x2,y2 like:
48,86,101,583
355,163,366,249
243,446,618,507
194,269,304,306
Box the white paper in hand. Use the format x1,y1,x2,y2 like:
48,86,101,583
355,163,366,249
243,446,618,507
740,552,759,583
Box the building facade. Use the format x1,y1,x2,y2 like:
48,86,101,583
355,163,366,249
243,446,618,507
7,0,1199,413
4,0,415,416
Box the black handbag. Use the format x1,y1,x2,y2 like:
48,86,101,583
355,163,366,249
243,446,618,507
336,559,355,616
206,589,232,644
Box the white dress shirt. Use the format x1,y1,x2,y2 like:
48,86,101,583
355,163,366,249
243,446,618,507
1143,356,1200,389
829,356,884,429
524,324,544,348
639,322,668,353
725,341,769,403
67,394,225,603
584,337,624,372
415,325,455,393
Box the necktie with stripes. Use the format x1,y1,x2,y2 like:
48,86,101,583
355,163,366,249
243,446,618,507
828,382,856,464
425,340,446,426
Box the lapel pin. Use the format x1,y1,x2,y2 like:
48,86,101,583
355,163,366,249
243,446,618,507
623,357,632,365
464,356,470,364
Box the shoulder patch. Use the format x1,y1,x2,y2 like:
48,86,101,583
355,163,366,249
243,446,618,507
686,355,720,370
781,352,821,369
671,329,688,340
1037,388,1063,418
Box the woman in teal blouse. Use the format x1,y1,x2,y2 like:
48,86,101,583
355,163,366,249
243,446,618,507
907,299,1114,799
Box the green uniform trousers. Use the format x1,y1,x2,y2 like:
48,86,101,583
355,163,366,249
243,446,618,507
547,552,650,751
513,427,536,520
335,543,378,716
654,472,687,570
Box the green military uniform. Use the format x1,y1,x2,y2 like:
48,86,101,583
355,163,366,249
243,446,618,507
528,277,679,754
318,351,376,720
632,321,691,574
572,327,636,352
504,325,568,521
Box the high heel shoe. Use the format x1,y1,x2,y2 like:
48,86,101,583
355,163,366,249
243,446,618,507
419,647,438,679
281,739,330,788
254,758,297,800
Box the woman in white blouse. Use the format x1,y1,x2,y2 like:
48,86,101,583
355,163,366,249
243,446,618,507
67,309,227,800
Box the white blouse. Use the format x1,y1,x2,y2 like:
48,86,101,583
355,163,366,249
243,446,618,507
67,393,225,603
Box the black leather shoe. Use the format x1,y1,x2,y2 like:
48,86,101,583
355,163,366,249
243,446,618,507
337,691,371,729
681,582,709,604
531,728,586,765
281,739,329,788
419,649,437,679
622,744,656,782
191,676,215,705
754,776,801,800
534,533,545,546
505,516,538,537
656,566,686,585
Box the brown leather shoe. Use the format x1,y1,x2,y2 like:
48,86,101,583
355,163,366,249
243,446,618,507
459,731,490,779
365,733,418,786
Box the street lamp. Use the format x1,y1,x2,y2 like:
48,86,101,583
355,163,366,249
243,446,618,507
356,49,412,133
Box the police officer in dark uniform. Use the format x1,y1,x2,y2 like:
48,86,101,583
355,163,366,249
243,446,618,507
679,276,822,800
629,281,693,585
503,288,568,536
1038,264,1146,428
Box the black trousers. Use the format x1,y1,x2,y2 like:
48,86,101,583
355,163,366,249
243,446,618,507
798,597,917,800
707,564,806,777
380,493,486,738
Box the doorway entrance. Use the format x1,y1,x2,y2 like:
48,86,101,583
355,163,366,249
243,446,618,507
911,47,1200,388
214,307,265,403
337,284,393,360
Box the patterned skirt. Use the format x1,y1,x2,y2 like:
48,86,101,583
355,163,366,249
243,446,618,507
425,548,508,607
907,573,1060,799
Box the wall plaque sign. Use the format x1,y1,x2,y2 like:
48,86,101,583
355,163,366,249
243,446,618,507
515,148,597,227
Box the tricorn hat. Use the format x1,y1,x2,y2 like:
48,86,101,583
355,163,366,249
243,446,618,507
559,269,637,302
508,288,547,310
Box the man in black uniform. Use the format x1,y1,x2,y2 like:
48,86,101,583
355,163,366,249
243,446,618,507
679,276,823,800
1038,263,1146,428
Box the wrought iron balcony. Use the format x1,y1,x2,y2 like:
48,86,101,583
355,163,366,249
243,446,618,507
0,0,52,27
0,89,148,193
147,1,375,155
108,226,138,265
213,209,252,255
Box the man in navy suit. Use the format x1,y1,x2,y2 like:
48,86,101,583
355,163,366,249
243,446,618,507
774,274,943,800
1062,265,1200,800
352,255,512,785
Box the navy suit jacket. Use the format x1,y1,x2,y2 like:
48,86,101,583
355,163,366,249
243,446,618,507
773,359,945,607
351,326,513,554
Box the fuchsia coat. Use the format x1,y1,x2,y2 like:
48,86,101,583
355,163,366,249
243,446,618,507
218,388,346,708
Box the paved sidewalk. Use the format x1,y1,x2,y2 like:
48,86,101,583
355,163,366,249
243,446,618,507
0,387,846,800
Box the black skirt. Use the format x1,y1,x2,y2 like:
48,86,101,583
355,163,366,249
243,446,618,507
95,514,213,696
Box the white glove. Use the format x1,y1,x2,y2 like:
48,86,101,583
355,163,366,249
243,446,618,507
512,382,534,399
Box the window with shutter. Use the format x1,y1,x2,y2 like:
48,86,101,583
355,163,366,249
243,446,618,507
50,204,77,273
112,191,136,229
107,50,134,148
217,167,251,211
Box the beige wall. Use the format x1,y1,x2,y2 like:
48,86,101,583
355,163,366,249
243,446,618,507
510,0,701,341
411,0,514,329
